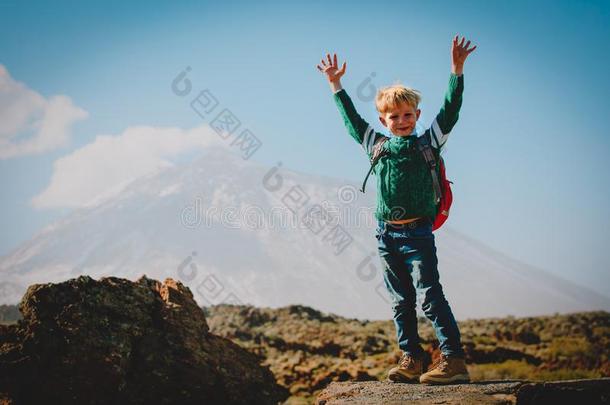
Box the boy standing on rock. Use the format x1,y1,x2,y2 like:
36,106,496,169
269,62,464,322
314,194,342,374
317,35,476,384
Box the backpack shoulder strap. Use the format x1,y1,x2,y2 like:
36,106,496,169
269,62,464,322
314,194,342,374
416,135,442,203
370,136,389,163
360,136,389,193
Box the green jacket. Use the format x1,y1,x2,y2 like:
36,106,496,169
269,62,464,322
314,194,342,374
333,73,464,221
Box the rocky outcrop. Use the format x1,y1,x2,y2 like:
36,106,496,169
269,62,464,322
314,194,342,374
0,275,288,404
315,378,610,404
204,305,610,402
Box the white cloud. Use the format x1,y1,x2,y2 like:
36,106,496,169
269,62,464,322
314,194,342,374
0,64,88,159
30,124,230,209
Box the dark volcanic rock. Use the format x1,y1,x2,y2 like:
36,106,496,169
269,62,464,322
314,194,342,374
516,378,610,404
315,378,610,405
0,275,288,405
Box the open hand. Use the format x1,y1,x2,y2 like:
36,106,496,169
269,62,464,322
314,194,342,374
316,53,347,83
451,35,476,74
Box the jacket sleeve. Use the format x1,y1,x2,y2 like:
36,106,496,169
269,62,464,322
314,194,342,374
333,88,383,158
425,73,464,151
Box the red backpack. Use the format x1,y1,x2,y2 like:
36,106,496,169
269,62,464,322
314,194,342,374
431,155,453,230
360,135,453,231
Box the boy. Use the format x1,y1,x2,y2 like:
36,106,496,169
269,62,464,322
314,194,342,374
317,35,476,384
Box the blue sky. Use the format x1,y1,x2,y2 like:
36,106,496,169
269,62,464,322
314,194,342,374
1,0,609,297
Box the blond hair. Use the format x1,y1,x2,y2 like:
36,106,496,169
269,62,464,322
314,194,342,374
375,83,421,114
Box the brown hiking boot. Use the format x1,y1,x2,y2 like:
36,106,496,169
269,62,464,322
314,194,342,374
387,352,424,383
419,353,470,384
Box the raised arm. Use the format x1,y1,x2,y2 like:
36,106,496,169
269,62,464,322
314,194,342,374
427,35,476,150
317,53,382,157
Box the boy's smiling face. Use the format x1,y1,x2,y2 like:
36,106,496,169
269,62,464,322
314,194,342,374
379,102,421,137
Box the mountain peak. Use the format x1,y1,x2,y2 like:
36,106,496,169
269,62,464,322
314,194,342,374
1,151,608,319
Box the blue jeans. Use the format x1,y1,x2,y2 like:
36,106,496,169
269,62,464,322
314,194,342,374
376,217,465,358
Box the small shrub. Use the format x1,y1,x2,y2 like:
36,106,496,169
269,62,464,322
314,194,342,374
469,360,534,381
